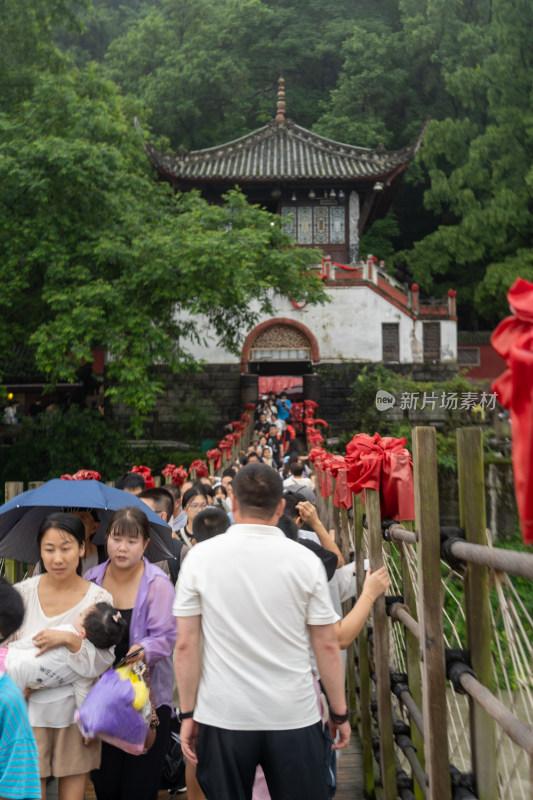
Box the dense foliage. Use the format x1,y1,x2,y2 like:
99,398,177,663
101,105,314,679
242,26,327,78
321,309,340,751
2,0,532,423
341,364,497,470
0,0,326,430
52,0,533,324
0,407,131,484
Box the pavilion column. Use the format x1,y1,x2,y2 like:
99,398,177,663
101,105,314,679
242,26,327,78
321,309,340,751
303,373,321,405
348,191,360,263
240,373,258,405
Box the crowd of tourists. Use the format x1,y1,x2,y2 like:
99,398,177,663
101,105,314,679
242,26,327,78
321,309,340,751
0,392,389,800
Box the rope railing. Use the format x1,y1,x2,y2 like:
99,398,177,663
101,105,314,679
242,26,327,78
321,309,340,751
316,425,533,800
386,522,533,581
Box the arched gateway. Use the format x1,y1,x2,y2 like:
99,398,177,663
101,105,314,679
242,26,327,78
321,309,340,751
241,319,320,401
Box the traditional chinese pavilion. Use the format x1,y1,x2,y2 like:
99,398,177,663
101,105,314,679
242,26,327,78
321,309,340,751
129,79,458,435
143,78,426,265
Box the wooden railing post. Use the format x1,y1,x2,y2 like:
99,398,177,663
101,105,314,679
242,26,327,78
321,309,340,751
367,488,397,799
412,427,451,800
354,493,375,797
457,428,497,800
316,469,326,525
3,481,24,583
399,519,426,800
340,507,358,728
324,487,334,533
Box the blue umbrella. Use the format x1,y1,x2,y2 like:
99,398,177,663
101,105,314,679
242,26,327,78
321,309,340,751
0,479,172,564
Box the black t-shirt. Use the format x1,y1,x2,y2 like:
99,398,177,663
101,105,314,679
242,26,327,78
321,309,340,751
168,537,185,585
299,539,338,581
113,607,133,667
267,432,282,464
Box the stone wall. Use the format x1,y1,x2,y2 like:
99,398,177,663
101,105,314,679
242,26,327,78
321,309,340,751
317,361,460,432
112,364,242,441
112,358,460,439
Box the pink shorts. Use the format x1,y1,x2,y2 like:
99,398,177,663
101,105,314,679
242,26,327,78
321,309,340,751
0,647,7,674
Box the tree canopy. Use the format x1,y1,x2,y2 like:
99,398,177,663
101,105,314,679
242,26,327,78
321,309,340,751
0,0,325,430
2,0,533,426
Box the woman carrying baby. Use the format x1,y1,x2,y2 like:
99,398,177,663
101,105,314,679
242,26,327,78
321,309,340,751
85,506,176,800
14,512,118,800
0,602,126,707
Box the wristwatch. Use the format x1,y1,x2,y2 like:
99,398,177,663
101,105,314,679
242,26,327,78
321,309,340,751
178,709,195,723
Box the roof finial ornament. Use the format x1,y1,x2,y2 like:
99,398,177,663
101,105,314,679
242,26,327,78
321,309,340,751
275,75,286,123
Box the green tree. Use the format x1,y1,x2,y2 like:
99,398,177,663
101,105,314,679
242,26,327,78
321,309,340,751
97,0,373,149
401,0,533,323
0,0,326,431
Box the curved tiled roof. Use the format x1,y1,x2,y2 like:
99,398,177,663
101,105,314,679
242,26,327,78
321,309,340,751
143,118,425,182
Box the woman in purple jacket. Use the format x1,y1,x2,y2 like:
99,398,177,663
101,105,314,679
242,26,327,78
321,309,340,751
85,507,176,800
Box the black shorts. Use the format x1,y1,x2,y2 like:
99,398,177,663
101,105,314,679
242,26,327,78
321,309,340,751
196,721,328,800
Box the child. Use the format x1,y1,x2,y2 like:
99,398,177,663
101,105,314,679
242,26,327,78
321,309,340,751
0,602,126,708
0,578,41,800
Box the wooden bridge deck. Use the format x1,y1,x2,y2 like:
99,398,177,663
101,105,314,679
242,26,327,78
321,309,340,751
77,730,364,798
331,733,365,800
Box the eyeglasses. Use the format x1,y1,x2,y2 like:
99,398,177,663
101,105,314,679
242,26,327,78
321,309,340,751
188,503,208,511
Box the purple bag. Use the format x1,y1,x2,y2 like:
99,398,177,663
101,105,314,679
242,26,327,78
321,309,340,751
75,666,151,755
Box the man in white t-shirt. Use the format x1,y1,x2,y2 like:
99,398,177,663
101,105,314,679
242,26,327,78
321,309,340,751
173,463,350,800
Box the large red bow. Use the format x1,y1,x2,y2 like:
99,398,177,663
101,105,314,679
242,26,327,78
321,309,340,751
206,449,222,471
188,459,209,478
329,457,352,510
292,402,304,423
60,469,101,481
345,433,414,521
492,278,533,544
130,465,155,489
162,464,188,487
304,399,318,417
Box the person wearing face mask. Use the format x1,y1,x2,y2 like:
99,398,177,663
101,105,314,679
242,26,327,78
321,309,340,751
177,488,209,550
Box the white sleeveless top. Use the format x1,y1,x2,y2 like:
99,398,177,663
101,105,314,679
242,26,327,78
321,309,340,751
14,576,114,728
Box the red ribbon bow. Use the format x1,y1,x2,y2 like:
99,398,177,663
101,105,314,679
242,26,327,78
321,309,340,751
345,433,414,521
491,277,533,544
292,402,304,423
328,457,352,510
60,469,101,481
188,459,209,478
162,464,188,487
131,465,155,489
304,399,318,417
206,449,222,471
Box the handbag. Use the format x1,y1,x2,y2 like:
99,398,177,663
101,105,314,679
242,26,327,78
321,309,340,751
75,660,158,755
139,661,159,752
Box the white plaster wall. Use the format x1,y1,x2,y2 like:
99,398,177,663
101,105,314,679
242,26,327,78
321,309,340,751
440,320,457,362
174,285,459,365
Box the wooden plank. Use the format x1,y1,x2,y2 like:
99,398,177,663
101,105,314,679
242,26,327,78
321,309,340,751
354,493,375,798
400,519,426,800
457,427,497,800
367,488,397,800
412,427,451,800
340,507,358,732
3,481,24,583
